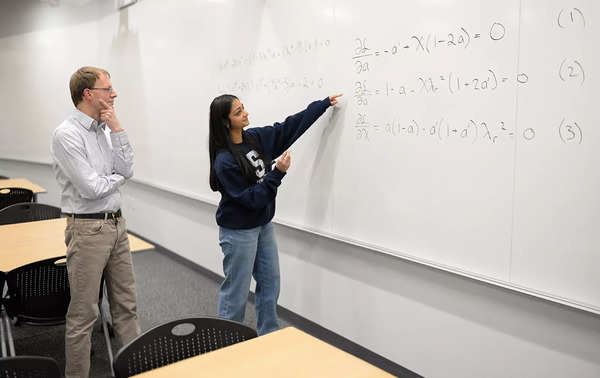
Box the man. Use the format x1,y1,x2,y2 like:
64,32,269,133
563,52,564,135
51,66,140,378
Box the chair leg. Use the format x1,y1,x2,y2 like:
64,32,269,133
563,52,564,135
1,309,15,356
0,309,6,357
100,284,115,377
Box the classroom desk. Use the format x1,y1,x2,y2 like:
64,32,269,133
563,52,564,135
0,218,154,271
0,178,47,202
133,327,394,378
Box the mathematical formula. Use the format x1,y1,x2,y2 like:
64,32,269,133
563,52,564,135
217,76,325,94
352,68,528,104
352,21,505,63
353,114,582,145
219,38,332,71
350,7,589,146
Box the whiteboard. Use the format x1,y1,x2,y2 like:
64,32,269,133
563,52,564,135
1,0,599,313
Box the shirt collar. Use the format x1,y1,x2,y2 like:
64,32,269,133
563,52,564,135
72,108,106,131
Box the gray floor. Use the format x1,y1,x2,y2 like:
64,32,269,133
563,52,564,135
9,248,291,378
133,248,291,332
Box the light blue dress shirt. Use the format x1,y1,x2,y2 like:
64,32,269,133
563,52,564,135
51,108,134,214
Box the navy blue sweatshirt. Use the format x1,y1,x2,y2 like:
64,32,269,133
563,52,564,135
214,97,331,229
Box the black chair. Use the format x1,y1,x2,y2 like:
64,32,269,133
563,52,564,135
4,257,70,326
0,175,8,179
0,203,62,226
113,316,258,378
0,188,33,211
2,258,70,357
0,356,61,378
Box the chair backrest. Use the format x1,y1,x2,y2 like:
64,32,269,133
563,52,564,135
4,257,70,325
113,316,258,378
0,188,33,211
0,203,62,226
0,356,61,378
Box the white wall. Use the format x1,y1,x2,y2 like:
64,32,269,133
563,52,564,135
2,159,599,378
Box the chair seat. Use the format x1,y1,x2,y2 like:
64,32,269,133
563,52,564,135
0,188,34,211
0,202,62,225
0,356,61,378
4,257,70,326
113,316,258,378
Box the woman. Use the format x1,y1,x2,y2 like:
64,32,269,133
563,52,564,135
208,93,342,335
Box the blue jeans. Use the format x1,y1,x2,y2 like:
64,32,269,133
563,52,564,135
218,222,280,335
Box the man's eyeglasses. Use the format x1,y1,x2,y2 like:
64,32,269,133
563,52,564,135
89,87,115,92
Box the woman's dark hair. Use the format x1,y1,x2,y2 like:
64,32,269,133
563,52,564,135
209,94,270,191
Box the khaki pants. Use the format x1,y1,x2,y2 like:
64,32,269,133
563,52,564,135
64,216,141,378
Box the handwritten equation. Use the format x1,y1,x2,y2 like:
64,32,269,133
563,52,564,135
353,114,582,145
219,38,331,71
349,7,589,146
217,76,325,94
354,114,521,144
352,21,505,63
352,69,528,104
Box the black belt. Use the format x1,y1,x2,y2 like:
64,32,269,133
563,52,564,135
66,209,122,220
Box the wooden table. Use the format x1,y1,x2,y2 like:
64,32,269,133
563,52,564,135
0,178,47,202
0,218,154,272
133,327,394,377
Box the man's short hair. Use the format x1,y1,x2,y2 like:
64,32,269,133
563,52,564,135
69,66,110,106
